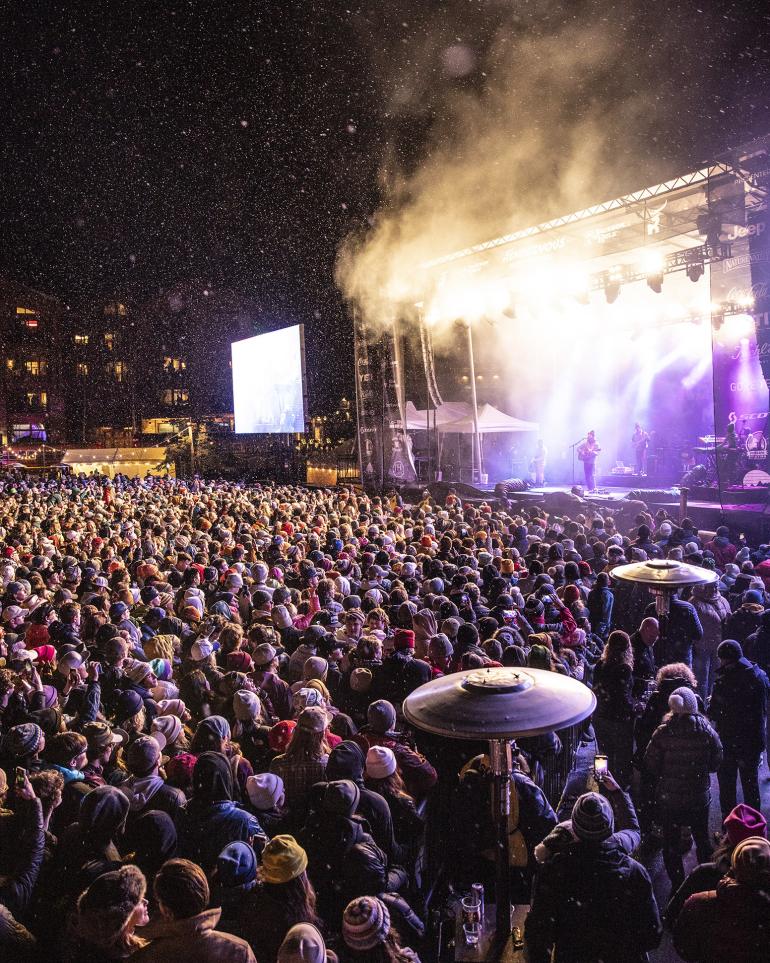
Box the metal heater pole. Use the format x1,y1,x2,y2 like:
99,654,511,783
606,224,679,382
466,322,482,484
489,738,513,941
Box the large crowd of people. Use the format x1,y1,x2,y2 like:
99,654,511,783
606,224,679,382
0,473,769,962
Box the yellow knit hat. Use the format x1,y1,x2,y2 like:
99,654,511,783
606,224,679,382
259,835,308,884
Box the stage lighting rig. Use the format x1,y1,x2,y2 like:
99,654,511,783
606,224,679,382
686,260,705,282
604,280,620,303
646,273,664,293
696,211,723,250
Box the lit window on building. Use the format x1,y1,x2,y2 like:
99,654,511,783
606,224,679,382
25,391,47,409
104,332,115,350
12,423,46,442
24,360,47,376
6,359,15,371
108,361,126,381
161,388,190,405
104,303,127,317
17,307,39,329
163,356,187,371
74,334,89,345
76,363,89,377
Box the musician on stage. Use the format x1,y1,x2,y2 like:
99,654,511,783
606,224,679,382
531,439,547,487
632,423,649,476
578,430,601,493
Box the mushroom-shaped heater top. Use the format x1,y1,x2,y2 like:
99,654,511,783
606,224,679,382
610,558,718,617
402,666,596,742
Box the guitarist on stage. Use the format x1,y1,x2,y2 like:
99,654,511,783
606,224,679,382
578,430,601,493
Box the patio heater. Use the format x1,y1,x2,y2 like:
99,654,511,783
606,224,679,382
610,558,718,638
403,667,596,945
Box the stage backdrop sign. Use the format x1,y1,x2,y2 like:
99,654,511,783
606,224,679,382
353,312,417,492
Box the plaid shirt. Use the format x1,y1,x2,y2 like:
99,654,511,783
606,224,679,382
270,754,326,810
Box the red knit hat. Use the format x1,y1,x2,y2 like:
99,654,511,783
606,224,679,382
724,804,768,846
269,720,297,753
392,629,415,651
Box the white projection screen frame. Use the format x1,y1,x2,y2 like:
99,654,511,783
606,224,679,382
231,324,308,434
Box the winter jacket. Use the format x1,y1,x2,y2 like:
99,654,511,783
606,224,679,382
325,740,398,863
745,613,770,675
691,593,731,656
646,597,703,665
300,812,388,921
375,650,432,706
702,536,738,569
121,776,187,820
724,603,765,647
673,877,770,963
0,796,44,919
526,834,661,963
354,727,437,800
643,712,722,812
634,676,703,760
664,857,730,929
708,657,770,756
175,799,262,872
135,908,256,963
592,661,635,722
587,585,613,638
229,886,321,963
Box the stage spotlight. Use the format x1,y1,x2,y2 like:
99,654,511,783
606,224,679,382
712,312,724,332
686,261,705,282
646,273,664,294
604,282,620,303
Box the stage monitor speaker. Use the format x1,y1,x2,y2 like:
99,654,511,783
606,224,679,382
496,478,529,495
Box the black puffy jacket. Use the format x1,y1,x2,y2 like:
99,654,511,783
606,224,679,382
643,712,722,811
709,657,770,755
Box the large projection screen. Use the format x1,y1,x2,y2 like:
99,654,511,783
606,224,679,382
231,325,307,434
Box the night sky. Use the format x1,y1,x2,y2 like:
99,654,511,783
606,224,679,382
2,1,770,410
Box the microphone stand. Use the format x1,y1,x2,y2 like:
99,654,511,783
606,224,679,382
569,437,587,486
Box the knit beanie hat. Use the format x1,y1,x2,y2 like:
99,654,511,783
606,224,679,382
253,643,278,666
272,605,294,630
366,745,397,780
269,720,296,752
343,896,391,951
5,722,43,757
77,865,146,945
725,805,768,847
571,792,615,842
151,714,182,746
124,660,154,686
393,629,415,651
527,644,551,670
350,668,373,693
367,699,396,734
246,772,285,811
303,656,328,680
227,651,254,673
731,836,770,885
157,698,187,718
259,835,308,884
297,706,327,733
669,686,698,715
718,639,743,661
165,752,197,789
191,639,214,661
116,689,144,719
216,840,258,892
278,923,328,963
294,687,325,713
233,689,262,722
150,658,173,681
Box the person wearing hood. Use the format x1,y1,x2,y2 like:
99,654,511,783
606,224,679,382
645,588,703,667
673,835,770,963
299,779,392,922
708,639,770,817
586,572,613,641
703,525,738,570
175,751,263,873
643,687,723,891
326,740,399,866
525,789,661,963
55,784,130,898
134,857,256,963
724,589,766,647
690,582,732,698
278,923,337,963
123,810,178,899
121,735,186,821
